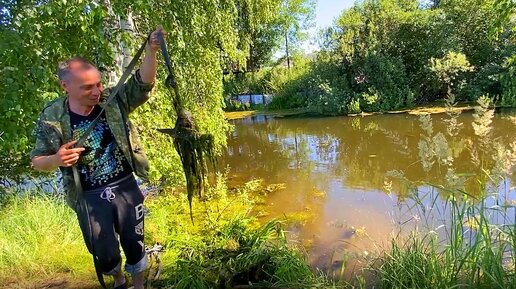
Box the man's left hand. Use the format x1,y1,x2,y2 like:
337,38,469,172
146,26,166,54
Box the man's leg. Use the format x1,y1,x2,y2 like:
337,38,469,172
132,271,145,288
112,176,147,289
76,192,126,287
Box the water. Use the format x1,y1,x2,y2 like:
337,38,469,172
219,110,516,272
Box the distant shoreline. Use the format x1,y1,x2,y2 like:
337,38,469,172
225,104,515,120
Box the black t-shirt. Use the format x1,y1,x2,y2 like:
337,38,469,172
69,105,132,190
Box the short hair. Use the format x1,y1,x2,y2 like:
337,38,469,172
57,57,96,81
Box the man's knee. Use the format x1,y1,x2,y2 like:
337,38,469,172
97,254,122,275
125,253,148,276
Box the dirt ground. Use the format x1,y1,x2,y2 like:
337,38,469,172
1,275,103,289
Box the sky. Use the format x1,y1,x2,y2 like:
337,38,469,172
302,0,356,53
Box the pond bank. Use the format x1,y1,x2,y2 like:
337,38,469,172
225,103,515,120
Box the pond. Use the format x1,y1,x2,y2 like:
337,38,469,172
219,110,516,273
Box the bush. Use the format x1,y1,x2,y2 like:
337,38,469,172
349,54,415,111
272,53,414,114
501,56,516,106
429,51,474,100
223,72,271,98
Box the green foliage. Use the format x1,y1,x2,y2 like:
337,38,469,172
220,0,316,71
223,53,313,111
304,82,347,115
378,235,436,289
277,0,316,65
248,24,283,70
346,98,361,114
225,0,283,70
0,0,282,185
501,56,516,106
269,53,413,114
223,72,271,98
225,99,247,112
265,52,349,113
144,177,323,288
377,188,516,289
164,219,314,289
349,54,414,111
429,51,474,87
267,58,315,108
491,0,516,39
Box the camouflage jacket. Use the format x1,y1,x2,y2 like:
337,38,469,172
30,70,154,211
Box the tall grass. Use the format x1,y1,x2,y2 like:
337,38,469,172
0,192,93,282
143,175,327,289
376,189,515,289
0,175,337,288
376,96,516,288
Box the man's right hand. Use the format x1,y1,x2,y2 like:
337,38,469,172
32,140,85,172
53,140,85,167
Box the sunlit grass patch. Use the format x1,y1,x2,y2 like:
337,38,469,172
0,193,92,282
143,175,326,288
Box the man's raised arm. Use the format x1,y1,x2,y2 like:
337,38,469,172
139,27,165,84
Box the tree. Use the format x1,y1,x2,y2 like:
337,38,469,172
247,18,283,71
278,0,316,69
492,0,516,106
0,0,279,184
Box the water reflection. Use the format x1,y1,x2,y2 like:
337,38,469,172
219,110,516,272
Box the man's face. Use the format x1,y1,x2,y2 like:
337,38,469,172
61,65,103,107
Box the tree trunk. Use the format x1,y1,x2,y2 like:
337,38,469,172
120,10,135,72
285,31,290,69
102,0,134,86
248,43,254,72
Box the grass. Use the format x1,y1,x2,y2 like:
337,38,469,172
373,95,516,289
224,108,308,121
0,191,94,283
225,110,259,120
133,174,335,288
374,189,515,289
224,103,483,121
4,177,512,289
0,175,337,288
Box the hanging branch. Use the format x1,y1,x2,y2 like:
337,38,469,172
155,32,215,222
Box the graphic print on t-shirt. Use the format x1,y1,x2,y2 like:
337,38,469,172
70,106,131,190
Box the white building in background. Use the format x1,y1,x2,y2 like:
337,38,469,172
232,94,273,105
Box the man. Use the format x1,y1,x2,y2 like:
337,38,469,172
30,27,165,289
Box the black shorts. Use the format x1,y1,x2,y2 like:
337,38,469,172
76,174,147,275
